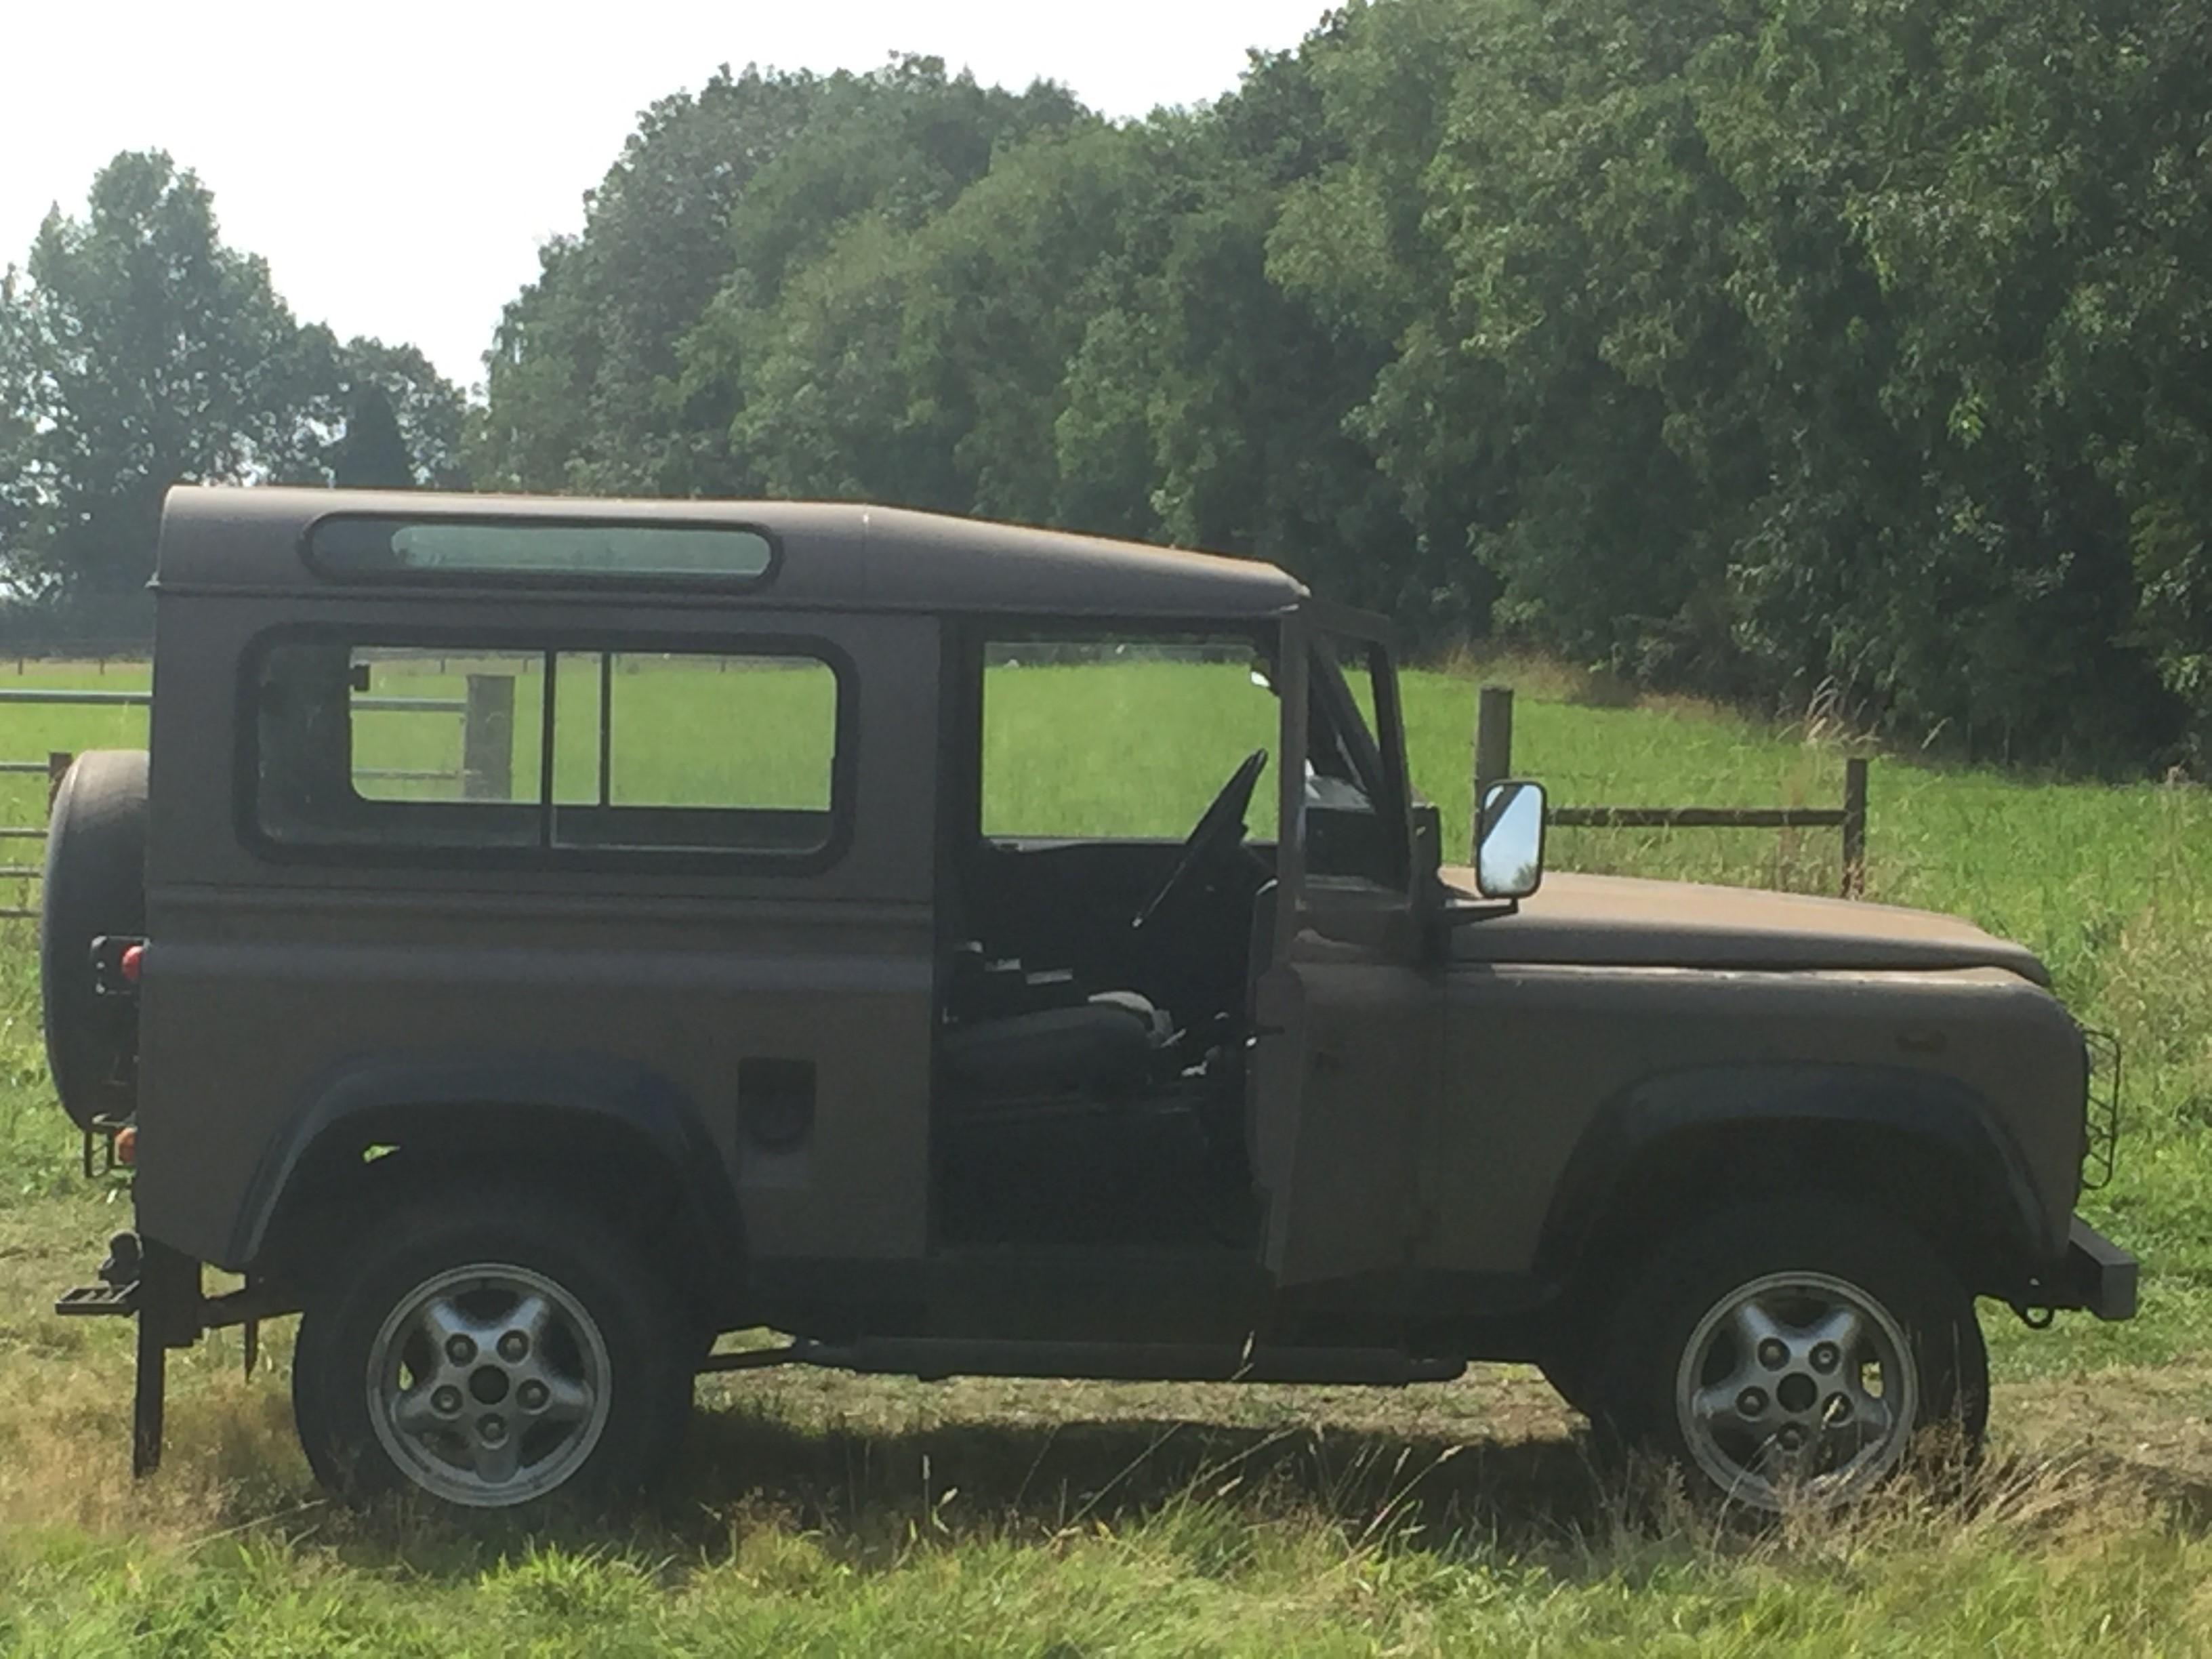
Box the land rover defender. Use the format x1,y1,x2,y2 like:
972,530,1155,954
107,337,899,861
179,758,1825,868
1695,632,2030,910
47,486,2134,1513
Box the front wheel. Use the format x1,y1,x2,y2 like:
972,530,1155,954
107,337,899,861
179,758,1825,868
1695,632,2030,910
1594,1200,1987,1512
293,1193,693,1510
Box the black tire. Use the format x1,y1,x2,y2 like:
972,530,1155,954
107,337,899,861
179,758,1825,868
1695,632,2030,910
292,1191,693,1511
1593,1199,1987,1511
40,749,148,1132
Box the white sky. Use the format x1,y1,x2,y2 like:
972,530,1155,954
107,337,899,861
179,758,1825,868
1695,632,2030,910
5,0,1334,392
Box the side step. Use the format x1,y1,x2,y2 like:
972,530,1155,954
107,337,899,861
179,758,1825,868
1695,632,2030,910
702,1337,1465,1387
55,1284,137,1316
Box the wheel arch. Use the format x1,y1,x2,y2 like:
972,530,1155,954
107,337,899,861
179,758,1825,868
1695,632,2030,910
237,1050,745,1323
1536,1063,2059,1304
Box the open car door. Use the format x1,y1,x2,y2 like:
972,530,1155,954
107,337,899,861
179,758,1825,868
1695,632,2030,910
1248,607,1442,1289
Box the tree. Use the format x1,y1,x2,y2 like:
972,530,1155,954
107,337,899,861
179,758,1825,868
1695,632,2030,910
0,152,470,633
0,152,329,611
0,273,32,575
670,57,1090,502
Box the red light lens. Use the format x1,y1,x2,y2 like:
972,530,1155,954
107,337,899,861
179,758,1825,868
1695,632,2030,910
119,943,144,984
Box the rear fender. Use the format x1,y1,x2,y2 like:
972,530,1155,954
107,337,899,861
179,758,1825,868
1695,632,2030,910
232,1050,743,1303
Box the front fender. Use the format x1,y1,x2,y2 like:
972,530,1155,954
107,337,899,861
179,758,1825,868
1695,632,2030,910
1536,1062,2060,1285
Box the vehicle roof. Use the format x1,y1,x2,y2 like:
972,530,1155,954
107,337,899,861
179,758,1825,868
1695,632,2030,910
156,487,1311,620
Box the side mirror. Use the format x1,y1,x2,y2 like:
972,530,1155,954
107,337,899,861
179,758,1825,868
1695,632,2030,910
1475,780,1547,899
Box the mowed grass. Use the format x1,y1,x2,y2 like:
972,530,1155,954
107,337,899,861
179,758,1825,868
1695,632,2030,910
4,652,2212,1648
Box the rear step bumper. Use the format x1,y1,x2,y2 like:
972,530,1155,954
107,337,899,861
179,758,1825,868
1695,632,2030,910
53,1233,204,1477
54,1283,137,1316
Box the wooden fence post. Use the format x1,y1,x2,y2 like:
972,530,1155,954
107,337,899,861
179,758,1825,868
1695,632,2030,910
1841,757,1869,899
47,750,72,813
460,676,515,801
1472,685,1515,858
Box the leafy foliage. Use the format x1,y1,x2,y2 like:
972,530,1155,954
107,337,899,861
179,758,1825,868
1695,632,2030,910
469,14,2212,770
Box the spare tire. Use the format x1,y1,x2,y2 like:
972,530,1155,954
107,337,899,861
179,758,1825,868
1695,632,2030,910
41,750,148,1132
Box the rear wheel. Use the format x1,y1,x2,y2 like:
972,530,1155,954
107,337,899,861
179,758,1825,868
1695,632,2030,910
1593,1200,1986,1511
293,1193,693,1510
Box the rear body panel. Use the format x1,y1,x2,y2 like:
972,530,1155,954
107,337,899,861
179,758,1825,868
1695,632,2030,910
135,588,941,1275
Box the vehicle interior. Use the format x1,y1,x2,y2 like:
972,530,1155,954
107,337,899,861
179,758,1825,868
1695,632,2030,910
930,622,1404,1252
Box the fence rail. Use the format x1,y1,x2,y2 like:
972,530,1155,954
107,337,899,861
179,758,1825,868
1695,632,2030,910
0,688,149,706
1471,684,1870,899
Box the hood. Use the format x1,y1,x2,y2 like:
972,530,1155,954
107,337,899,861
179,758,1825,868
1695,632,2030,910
1442,869,2049,987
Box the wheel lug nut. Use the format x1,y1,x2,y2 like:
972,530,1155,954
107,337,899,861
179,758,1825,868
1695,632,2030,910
432,1385,462,1416
445,1334,476,1366
1810,1343,1840,1373
518,1380,549,1412
1778,1425,1806,1450
498,1332,529,1362
1757,1338,1788,1370
1737,1388,1768,1417
1826,1393,1852,1422
480,1414,508,1443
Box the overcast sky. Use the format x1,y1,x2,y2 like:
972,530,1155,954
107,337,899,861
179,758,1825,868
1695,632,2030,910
6,1,1334,391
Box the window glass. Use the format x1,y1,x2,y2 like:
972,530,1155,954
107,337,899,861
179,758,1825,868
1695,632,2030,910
253,640,838,859
981,637,1279,840
346,649,544,804
308,518,774,584
550,652,837,845
1305,636,1407,887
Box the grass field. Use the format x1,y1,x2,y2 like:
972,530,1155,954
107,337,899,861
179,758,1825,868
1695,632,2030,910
4,653,2212,1650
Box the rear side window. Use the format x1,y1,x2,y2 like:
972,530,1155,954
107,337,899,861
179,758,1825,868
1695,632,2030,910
253,640,842,860
308,517,775,586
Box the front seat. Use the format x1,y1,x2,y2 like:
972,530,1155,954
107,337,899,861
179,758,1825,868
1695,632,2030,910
940,990,1174,1102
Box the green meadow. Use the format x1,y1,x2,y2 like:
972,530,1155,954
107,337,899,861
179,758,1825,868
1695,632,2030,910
1,653,2211,1651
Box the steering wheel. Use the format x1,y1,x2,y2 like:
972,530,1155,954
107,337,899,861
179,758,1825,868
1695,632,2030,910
1131,749,1269,933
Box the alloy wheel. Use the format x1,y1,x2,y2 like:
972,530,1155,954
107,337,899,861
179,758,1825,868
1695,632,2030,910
364,1262,612,1508
1674,1269,1919,1510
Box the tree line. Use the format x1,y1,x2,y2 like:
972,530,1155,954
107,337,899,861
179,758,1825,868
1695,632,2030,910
5,1,2211,769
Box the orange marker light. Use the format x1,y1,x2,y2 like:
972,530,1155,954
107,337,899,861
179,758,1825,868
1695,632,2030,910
114,1126,137,1166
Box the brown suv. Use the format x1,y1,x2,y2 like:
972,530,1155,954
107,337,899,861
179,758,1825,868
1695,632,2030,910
47,486,2133,1513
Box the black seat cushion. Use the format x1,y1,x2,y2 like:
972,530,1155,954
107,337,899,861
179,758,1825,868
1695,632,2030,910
942,994,1167,1100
